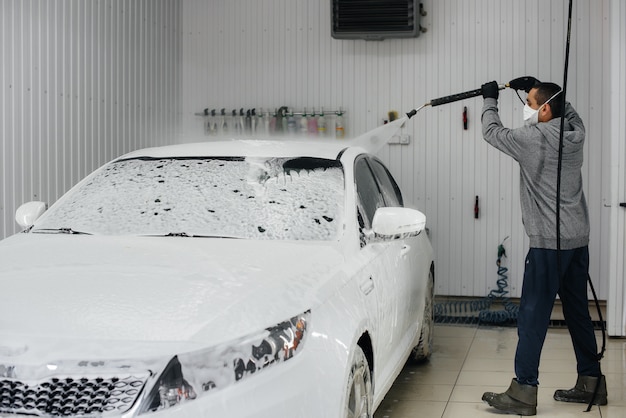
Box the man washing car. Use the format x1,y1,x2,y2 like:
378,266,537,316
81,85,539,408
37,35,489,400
479,78,606,415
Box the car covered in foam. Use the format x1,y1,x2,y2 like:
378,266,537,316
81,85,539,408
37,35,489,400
0,138,434,417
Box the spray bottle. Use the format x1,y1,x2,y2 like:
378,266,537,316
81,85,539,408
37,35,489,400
308,108,318,136
263,108,271,135
269,108,277,134
245,109,252,134
210,109,218,136
239,109,245,135
278,106,288,133
220,108,227,135
204,109,210,135
317,107,326,136
287,109,296,135
335,107,345,139
251,108,257,134
299,108,309,135
232,109,240,135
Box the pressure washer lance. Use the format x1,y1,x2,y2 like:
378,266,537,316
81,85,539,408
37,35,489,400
406,83,509,118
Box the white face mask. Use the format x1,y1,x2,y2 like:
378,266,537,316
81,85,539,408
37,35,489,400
523,89,563,126
523,104,540,126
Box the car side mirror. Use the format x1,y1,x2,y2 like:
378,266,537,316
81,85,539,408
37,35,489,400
15,201,48,228
371,207,426,239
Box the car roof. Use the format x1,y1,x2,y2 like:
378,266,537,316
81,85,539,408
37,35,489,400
117,138,368,161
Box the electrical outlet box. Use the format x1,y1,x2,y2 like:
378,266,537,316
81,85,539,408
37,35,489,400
389,134,411,145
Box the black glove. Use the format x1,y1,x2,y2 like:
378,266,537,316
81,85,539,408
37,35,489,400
508,76,540,93
481,81,499,100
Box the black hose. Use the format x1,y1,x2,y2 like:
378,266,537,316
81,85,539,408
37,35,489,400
556,0,605,411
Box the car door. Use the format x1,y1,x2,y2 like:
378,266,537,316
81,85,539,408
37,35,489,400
353,156,412,381
367,157,423,334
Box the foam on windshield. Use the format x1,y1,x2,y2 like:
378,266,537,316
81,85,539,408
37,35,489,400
36,157,345,240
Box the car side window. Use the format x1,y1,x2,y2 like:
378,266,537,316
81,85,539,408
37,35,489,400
369,158,404,207
354,157,385,229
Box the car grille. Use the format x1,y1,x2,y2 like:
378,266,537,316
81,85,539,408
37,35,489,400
0,374,148,417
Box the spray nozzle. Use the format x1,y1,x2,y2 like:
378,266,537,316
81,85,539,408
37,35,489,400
508,76,541,93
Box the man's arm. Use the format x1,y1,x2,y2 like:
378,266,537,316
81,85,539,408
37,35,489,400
481,97,525,161
563,102,586,135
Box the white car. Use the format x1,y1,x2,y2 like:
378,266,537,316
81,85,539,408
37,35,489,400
0,139,434,418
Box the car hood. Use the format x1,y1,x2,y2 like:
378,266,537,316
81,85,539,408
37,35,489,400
0,234,346,361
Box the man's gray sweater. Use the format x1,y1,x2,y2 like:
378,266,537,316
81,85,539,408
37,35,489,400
481,97,589,250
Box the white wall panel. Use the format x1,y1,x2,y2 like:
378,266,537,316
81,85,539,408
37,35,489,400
0,0,181,240
607,0,626,335
179,0,618,299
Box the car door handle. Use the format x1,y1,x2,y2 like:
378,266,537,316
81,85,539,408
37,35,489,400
620,202,626,208
359,277,374,295
401,244,411,257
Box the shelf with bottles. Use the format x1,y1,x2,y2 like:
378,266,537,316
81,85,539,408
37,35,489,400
195,106,347,139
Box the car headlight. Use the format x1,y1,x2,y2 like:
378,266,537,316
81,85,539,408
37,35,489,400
138,311,310,414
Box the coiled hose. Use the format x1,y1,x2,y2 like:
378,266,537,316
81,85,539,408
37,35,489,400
434,237,519,325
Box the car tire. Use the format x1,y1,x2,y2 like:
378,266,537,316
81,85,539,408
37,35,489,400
411,267,434,362
344,345,373,418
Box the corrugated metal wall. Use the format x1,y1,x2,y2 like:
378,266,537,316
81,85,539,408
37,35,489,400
607,0,626,336
0,0,181,239
180,0,613,299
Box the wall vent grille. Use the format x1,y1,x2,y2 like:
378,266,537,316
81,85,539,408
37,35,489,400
331,0,420,40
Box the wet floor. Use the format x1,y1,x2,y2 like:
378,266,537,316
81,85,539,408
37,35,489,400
375,324,626,417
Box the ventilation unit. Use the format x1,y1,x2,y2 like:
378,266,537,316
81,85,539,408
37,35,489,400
331,0,421,41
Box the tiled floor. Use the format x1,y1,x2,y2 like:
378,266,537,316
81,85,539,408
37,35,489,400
374,324,626,417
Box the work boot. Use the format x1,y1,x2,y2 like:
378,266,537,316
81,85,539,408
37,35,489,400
553,375,607,405
482,378,537,416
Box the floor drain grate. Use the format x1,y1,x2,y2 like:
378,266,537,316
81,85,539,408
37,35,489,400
435,313,605,330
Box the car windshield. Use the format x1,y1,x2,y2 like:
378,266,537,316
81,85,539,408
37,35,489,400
33,156,345,240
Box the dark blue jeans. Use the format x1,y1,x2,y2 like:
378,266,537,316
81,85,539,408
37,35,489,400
515,247,600,386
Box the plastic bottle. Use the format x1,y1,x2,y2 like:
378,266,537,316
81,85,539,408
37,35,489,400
307,109,318,136
203,109,210,135
287,109,297,135
317,107,326,136
269,108,277,134
277,106,288,133
245,109,252,134
335,107,345,139
257,108,264,135
210,109,218,136
263,109,271,135
220,108,228,135
239,109,245,135
299,108,309,135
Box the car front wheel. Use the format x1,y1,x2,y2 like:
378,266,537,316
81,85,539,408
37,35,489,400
411,267,434,362
344,345,373,418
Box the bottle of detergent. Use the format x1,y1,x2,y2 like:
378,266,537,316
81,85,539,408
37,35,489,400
299,108,309,135
269,108,277,134
287,109,297,135
335,107,345,139
317,107,326,136
307,108,318,136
